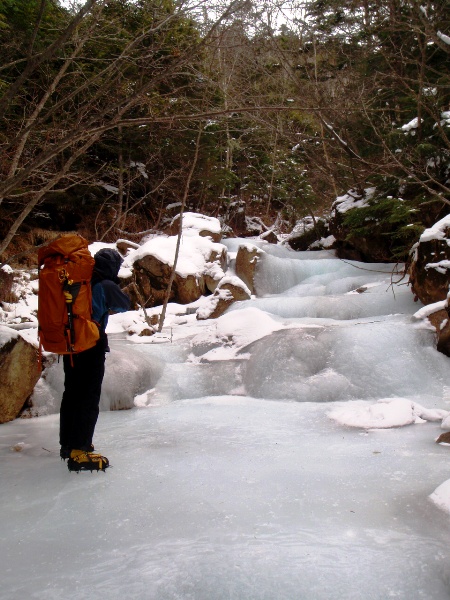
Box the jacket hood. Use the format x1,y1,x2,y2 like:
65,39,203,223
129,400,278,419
93,248,123,283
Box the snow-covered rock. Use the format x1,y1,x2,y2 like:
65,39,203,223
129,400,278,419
284,217,329,252
409,214,450,355
235,243,263,295
409,214,450,305
170,212,222,242
0,326,41,423
327,187,423,263
130,234,227,306
196,275,251,320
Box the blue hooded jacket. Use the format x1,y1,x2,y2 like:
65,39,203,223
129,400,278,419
91,249,130,343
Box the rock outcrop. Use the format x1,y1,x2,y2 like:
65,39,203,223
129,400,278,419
196,276,251,320
260,230,278,244
0,327,40,423
409,215,450,356
409,215,450,305
235,244,262,295
204,251,227,293
326,188,441,263
329,190,393,262
427,310,450,357
285,217,329,252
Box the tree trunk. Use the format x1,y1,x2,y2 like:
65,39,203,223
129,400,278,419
158,125,203,332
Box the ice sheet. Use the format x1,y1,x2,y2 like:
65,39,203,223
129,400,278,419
1,399,450,599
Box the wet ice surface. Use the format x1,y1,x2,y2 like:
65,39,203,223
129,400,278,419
2,244,450,599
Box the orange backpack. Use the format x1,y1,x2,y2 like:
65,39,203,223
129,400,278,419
38,234,99,359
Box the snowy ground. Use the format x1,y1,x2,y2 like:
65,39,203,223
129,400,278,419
2,242,450,599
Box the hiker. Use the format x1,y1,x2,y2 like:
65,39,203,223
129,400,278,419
60,248,130,471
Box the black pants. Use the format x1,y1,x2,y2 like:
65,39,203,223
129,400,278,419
60,340,106,451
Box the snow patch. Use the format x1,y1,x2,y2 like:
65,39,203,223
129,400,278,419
333,188,375,214
430,479,450,514
310,235,336,250
413,300,447,321
0,324,19,347
401,117,421,133
172,212,221,237
419,214,450,243
437,31,450,46
328,398,448,430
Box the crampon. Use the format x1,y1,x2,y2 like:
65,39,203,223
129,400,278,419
67,449,109,472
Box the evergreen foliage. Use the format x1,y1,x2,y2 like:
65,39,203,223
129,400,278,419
341,196,425,260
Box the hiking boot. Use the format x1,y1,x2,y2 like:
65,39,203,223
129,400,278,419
67,449,109,472
60,444,94,460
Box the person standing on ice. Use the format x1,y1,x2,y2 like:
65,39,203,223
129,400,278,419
60,248,130,472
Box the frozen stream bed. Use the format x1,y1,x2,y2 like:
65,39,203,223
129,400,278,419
2,397,450,599
2,243,450,598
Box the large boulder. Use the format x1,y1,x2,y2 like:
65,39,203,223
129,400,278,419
134,252,204,305
131,233,227,306
409,215,450,305
0,326,40,423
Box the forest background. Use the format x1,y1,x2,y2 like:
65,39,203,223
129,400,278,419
0,0,449,266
